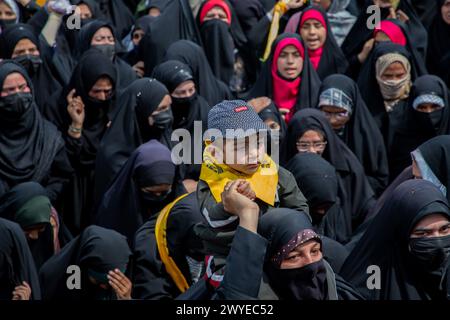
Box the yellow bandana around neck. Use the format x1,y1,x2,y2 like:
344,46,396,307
199,146,279,206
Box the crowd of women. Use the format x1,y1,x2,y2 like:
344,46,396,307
0,0,450,300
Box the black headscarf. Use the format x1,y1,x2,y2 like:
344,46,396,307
342,0,428,61
294,6,348,80
95,140,183,242
258,100,287,149
0,23,63,113
427,0,450,75
39,225,132,300
229,0,266,37
152,60,210,130
122,15,157,66
282,108,376,233
318,74,389,195
416,135,450,203
196,0,248,86
246,33,321,119
163,40,232,106
136,0,170,17
0,61,64,198
51,49,117,169
341,179,450,300
152,60,211,182
94,78,171,202
286,153,351,244
75,20,137,89
139,0,202,74
133,192,205,299
0,182,54,269
0,218,41,300
97,0,135,39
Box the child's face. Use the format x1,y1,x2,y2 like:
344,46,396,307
219,135,266,175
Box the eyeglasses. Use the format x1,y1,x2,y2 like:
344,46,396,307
296,141,327,152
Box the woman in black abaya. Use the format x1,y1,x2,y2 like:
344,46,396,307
0,217,41,300
342,0,428,64
152,60,210,132
344,17,426,79
357,42,425,179
398,76,450,162
94,77,173,202
48,50,117,235
282,108,376,237
0,23,64,114
163,39,232,106
0,182,72,269
214,208,362,300
294,6,348,80
341,179,450,300
317,74,389,196
0,61,72,204
286,153,351,245
39,225,133,300
95,140,185,243
196,0,251,92
122,15,156,67
75,20,137,89
152,60,211,185
246,33,321,123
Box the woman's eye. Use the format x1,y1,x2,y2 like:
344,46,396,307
287,254,300,261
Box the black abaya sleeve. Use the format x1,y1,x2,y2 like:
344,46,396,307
213,227,268,300
44,144,74,204
345,54,363,80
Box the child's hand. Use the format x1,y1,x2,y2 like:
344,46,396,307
222,181,259,233
237,180,256,201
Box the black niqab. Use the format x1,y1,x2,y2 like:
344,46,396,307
0,61,64,198
94,140,182,242
341,179,450,300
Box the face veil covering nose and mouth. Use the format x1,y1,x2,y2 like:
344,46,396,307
0,92,33,121
375,53,411,109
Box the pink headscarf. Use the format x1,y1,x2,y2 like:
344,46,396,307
299,9,327,70
374,20,407,46
271,37,305,123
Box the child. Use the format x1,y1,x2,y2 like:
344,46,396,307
194,100,309,290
